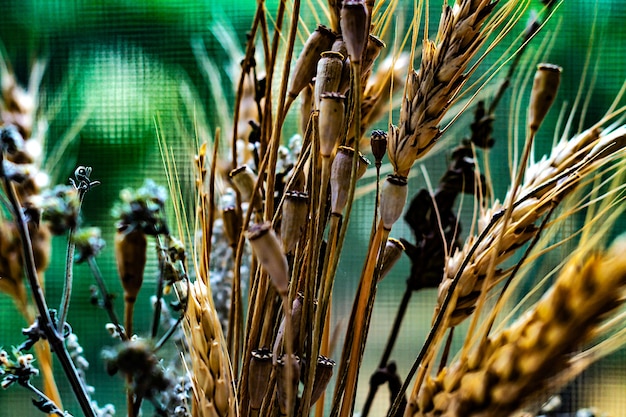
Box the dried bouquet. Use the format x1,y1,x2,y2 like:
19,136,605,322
1,0,626,417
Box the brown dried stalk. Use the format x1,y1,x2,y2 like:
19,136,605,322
406,235,626,417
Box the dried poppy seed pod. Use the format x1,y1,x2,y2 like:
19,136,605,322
115,227,147,303
529,63,562,132
300,84,314,135
276,354,301,415
249,348,273,410
379,175,408,230
314,51,345,107
379,238,405,281
229,165,258,203
330,146,370,215
370,129,388,167
247,222,290,296
319,92,346,158
310,355,335,405
280,191,309,254
289,25,336,100
340,0,369,63
361,34,386,79
222,206,242,247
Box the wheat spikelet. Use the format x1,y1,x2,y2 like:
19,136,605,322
186,279,237,417
439,125,626,327
388,0,521,176
406,235,626,417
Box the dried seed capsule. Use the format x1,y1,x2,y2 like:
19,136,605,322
115,227,147,303
289,25,337,100
249,348,273,411
528,63,562,132
229,165,258,203
330,146,370,215
379,175,408,230
340,0,369,63
222,206,242,248
314,51,345,107
280,191,309,254
310,355,335,406
275,354,301,415
379,238,405,281
361,34,386,79
370,129,388,167
319,92,346,158
300,83,314,136
247,222,290,296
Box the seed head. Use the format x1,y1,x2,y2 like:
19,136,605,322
318,92,346,158
528,63,562,133
280,191,309,254
314,51,345,107
330,146,370,215
246,222,290,296
340,0,369,63
379,175,408,230
289,25,337,100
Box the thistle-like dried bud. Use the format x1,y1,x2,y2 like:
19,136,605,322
222,206,242,247
340,0,369,63
528,63,562,132
247,222,290,296
276,354,301,415
229,165,259,203
314,51,345,107
330,146,370,215
280,191,309,254
370,129,388,167
289,25,337,100
310,355,335,406
379,175,408,230
319,92,346,158
379,238,405,281
248,348,273,410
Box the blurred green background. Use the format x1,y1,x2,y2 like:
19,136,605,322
0,0,625,415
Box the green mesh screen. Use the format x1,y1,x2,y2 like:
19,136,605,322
0,0,625,416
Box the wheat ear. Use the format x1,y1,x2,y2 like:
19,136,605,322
439,125,626,327
388,0,523,176
406,235,626,417
186,280,238,417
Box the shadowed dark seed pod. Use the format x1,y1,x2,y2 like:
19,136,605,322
248,348,273,411
340,0,369,63
247,222,290,296
380,175,408,230
314,51,345,107
222,206,242,248
330,146,370,215
289,25,337,100
319,92,346,158
276,354,301,415
528,63,562,132
379,238,405,281
370,129,388,167
310,355,335,406
280,191,309,254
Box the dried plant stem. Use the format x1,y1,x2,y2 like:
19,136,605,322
87,257,125,340
0,170,96,417
57,188,87,333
